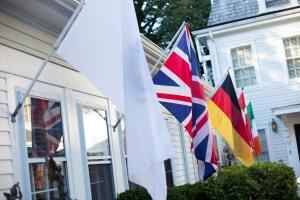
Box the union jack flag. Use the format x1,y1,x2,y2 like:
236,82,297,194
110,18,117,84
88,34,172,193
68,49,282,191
31,98,63,157
153,24,218,180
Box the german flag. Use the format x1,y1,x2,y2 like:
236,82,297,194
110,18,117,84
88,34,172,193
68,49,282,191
208,73,254,166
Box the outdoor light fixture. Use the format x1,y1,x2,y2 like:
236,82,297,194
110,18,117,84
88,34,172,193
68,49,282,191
271,119,278,133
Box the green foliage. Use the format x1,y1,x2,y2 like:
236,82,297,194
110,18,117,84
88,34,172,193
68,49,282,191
134,0,211,47
116,187,151,200
247,162,298,200
116,162,299,200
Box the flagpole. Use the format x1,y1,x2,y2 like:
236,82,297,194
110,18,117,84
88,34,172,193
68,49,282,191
208,67,232,99
10,0,86,123
150,21,186,74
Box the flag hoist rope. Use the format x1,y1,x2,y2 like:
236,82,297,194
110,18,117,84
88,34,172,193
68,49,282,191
10,1,86,123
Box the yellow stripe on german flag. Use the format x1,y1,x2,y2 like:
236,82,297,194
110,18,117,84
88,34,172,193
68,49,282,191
208,73,254,166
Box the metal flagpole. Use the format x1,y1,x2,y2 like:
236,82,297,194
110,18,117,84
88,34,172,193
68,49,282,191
10,0,86,123
150,21,186,74
208,67,232,99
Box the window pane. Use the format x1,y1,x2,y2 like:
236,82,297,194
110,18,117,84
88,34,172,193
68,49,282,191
238,48,246,66
89,164,114,200
285,48,292,58
245,47,252,66
293,47,300,58
30,161,68,200
82,108,110,157
257,129,270,162
234,69,243,79
164,159,174,188
295,58,300,68
250,77,257,85
289,69,296,79
242,67,250,77
265,0,290,8
25,97,64,158
283,38,290,48
231,49,239,68
290,36,298,47
236,79,243,88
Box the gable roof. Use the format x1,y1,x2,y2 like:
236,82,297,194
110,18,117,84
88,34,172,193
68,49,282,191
208,0,259,26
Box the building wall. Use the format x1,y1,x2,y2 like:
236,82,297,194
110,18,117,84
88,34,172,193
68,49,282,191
0,75,14,195
205,17,300,172
0,11,204,199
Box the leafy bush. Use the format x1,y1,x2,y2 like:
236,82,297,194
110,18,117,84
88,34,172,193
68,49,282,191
116,162,298,200
248,162,298,200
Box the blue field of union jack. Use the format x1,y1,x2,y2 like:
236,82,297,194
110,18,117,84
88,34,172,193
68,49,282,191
153,24,218,180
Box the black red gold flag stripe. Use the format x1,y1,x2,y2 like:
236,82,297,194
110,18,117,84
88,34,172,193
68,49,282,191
208,73,254,166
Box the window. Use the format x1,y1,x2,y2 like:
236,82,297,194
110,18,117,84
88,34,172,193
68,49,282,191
258,129,270,162
24,97,68,199
283,35,300,79
164,159,174,188
265,0,290,8
82,107,114,200
231,45,257,88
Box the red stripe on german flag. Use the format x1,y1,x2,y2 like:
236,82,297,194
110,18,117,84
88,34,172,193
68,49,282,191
208,73,254,166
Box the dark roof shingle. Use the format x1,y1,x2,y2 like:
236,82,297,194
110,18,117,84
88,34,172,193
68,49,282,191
208,0,259,26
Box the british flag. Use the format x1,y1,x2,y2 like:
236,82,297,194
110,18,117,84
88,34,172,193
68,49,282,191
31,98,63,157
153,24,218,180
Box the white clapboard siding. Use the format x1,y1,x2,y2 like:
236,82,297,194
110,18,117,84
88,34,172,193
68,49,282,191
183,132,198,183
207,20,300,165
0,76,13,197
164,112,188,186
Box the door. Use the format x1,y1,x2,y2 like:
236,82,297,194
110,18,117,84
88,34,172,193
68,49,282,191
294,124,300,161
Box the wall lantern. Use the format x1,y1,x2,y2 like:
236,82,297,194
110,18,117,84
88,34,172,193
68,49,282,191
271,119,278,133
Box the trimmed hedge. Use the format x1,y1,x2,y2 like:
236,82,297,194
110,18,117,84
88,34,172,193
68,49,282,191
116,162,299,200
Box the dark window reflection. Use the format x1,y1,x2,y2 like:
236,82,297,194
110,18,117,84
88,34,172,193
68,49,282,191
89,164,114,200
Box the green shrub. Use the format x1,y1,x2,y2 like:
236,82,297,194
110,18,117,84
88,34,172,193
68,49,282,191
116,162,298,200
215,165,259,200
248,162,298,200
116,187,151,200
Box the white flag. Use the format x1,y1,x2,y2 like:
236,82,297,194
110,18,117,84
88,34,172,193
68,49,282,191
57,0,174,199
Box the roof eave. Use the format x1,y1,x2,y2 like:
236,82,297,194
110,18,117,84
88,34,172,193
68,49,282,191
192,6,300,38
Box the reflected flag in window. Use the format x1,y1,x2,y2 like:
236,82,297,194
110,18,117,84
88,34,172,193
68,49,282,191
31,98,63,157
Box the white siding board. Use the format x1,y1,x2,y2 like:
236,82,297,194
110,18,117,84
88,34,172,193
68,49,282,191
0,118,9,132
0,146,11,160
0,78,7,91
0,132,10,146
0,160,13,175
0,104,9,118
0,174,13,189
165,113,188,186
0,91,8,104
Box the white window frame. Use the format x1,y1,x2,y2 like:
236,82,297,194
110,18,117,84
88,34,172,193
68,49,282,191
258,0,298,13
16,88,73,200
76,101,117,200
227,43,261,91
282,35,300,82
256,127,271,162
257,125,273,161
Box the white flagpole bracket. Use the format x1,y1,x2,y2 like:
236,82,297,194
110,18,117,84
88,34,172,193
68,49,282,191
11,0,86,123
112,114,125,132
150,21,187,74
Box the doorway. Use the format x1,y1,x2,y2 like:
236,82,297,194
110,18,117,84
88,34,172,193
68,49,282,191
294,124,300,161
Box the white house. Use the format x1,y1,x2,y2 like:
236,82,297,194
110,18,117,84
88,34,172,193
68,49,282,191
194,0,300,180
0,0,217,199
